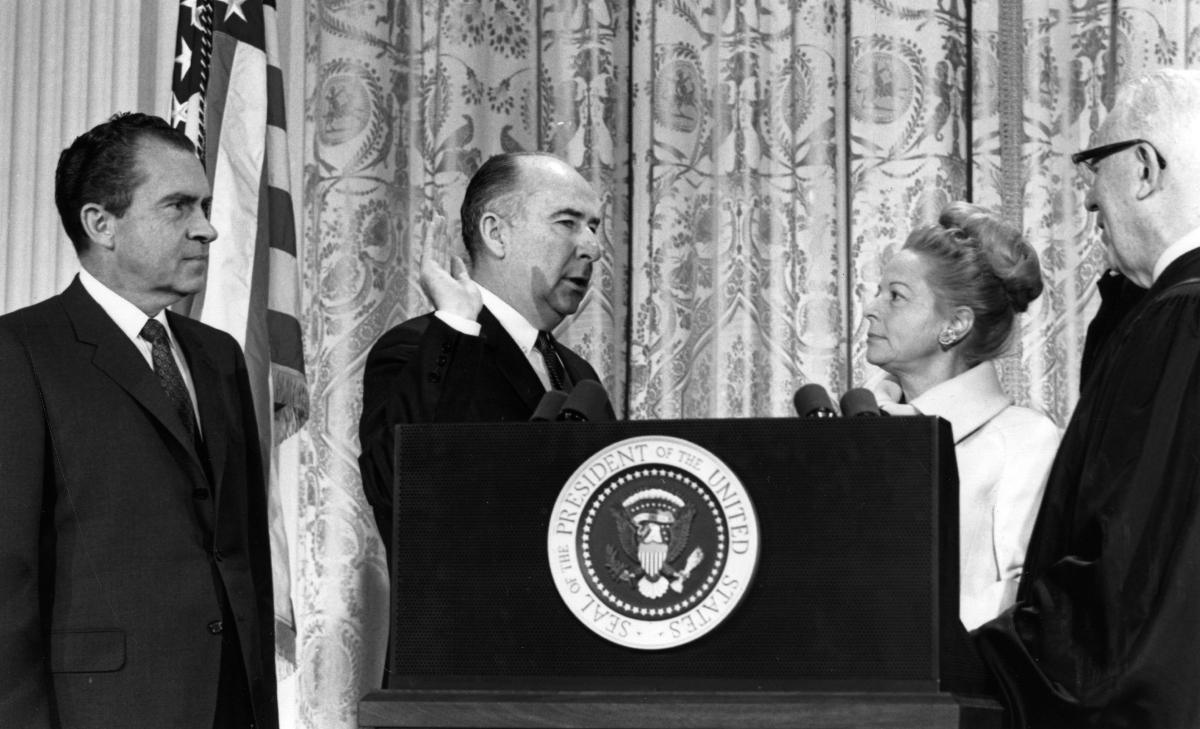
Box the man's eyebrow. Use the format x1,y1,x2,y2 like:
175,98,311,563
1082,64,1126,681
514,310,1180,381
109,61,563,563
550,206,602,226
158,192,203,206
550,206,588,218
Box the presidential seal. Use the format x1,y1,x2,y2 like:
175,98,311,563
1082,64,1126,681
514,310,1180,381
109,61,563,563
548,436,759,650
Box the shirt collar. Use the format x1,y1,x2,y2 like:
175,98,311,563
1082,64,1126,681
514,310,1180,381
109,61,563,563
1153,223,1200,283
907,360,1011,443
78,268,171,341
478,284,539,355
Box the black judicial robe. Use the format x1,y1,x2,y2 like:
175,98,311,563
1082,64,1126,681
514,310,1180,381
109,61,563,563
1080,270,1146,392
974,247,1200,728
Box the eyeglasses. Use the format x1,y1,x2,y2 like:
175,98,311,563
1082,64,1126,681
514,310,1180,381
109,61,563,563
1071,138,1167,173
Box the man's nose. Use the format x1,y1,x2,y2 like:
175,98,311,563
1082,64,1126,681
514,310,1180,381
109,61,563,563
192,210,218,244
578,226,601,261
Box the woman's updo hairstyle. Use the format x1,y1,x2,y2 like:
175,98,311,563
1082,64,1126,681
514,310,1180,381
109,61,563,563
902,201,1044,366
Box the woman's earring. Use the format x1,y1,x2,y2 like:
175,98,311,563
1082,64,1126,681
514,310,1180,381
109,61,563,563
938,330,957,349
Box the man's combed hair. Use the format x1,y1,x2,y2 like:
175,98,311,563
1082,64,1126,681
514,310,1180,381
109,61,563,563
459,152,558,262
55,112,198,252
904,202,1044,366
1108,69,1200,178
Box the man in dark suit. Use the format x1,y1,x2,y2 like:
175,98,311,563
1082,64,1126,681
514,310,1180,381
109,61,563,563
0,113,276,729
358,152,614,566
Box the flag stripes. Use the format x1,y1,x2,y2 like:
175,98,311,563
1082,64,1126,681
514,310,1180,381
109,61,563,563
171,0,308,666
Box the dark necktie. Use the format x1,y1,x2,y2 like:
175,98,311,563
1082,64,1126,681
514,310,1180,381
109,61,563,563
534,330,568,391
140,319,200,441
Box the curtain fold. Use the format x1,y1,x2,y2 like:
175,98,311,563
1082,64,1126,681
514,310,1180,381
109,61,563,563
0,0,174,313
846,2,971,390
629,0,846,418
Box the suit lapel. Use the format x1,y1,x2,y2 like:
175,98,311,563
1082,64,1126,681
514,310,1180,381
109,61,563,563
557,340,596,386
62,280,205,470
555,338,617,419
479,306,545,412
169,312,228,492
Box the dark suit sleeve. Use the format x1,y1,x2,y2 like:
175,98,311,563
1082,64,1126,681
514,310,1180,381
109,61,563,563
0,322,55,729
357,315,485,562
229,338,278,729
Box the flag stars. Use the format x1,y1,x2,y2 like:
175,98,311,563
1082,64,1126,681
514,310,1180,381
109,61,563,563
175,39,192,82
221,0,247,22
180,0,205,31
172,95,192,127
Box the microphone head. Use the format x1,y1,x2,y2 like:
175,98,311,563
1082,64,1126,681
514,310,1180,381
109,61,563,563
557,379,610,422
840,387,881,417
794,383,837,418
530,389,568,421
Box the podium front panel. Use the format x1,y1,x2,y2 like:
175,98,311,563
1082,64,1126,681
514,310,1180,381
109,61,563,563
390,417,975,691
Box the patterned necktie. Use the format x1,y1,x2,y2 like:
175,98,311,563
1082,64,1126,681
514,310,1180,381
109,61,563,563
534,330,568,391
140,319,200,440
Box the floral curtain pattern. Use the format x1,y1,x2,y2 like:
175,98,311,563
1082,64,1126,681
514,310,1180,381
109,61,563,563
846,2,972,393
630,1,845,418
292,1,1200,726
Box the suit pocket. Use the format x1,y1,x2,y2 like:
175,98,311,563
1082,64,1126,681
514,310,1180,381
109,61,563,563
49,629,126,673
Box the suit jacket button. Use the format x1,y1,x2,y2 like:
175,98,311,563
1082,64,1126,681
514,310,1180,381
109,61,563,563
436,355,448,365
207,620,224,634
427,372,441,383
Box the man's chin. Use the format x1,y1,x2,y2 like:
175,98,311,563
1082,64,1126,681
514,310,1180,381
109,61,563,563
555,280,589,305
173,274,209,299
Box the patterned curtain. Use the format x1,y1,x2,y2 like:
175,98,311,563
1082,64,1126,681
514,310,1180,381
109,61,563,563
291,1,1200,727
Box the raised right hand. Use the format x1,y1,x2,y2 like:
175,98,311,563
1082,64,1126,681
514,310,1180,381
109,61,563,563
420,254,482,321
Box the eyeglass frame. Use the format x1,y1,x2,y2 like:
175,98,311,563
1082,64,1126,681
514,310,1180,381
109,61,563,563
1070,138,1167,173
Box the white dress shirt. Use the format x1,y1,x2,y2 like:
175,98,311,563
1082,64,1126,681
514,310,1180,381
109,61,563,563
435,284,556,390
78,269,202,427
870,361,1061,630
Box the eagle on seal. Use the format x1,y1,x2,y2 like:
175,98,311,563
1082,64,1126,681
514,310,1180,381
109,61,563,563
611,494,702,599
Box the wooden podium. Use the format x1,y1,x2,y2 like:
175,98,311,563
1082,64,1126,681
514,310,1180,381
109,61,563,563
360,418,1002,728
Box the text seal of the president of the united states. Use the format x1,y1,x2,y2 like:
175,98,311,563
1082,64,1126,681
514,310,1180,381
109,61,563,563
548,436,760,650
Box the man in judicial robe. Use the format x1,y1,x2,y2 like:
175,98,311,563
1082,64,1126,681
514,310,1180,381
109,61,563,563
358,152,614,568
1079,268,1144,391
0,114,276,729
974,69,1200,727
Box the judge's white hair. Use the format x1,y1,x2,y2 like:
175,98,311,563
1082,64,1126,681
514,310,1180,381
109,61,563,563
1106,69,1200,179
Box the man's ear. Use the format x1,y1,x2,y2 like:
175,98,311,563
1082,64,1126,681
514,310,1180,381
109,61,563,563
1134,144,1165,200
80,203,116,251
477,211,507,259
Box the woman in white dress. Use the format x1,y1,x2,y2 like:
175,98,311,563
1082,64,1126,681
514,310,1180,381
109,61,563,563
863,201,1061,630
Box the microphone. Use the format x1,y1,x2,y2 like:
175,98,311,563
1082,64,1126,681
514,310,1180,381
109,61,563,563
839,387,881,417
793,384,837,418
530,390,568,421
558,380,610,422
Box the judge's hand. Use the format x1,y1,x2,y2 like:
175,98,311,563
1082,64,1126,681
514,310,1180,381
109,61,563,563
420,254,482,321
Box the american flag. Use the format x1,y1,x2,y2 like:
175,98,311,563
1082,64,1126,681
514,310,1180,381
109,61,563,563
171,0,308,666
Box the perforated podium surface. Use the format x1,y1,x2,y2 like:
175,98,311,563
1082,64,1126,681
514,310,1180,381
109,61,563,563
360,417,1002,729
